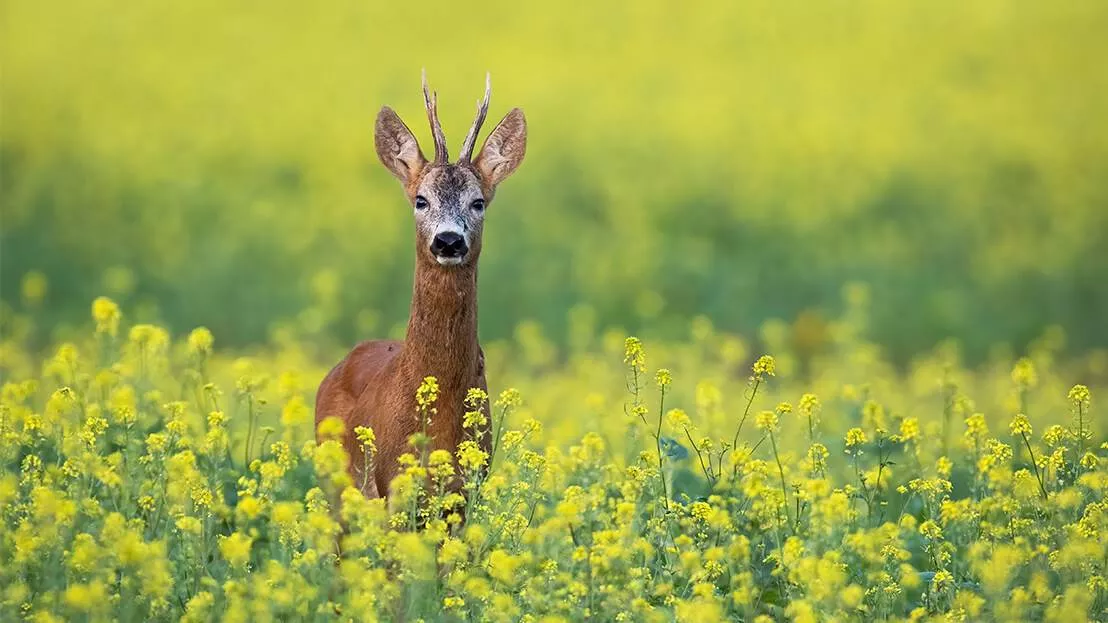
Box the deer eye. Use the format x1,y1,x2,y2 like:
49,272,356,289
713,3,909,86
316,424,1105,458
414,195,429,210
470,199,486,213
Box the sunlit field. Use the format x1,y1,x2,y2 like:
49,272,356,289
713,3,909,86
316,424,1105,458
3,0,1108,621
1,296,1106,621
3,1,1108,359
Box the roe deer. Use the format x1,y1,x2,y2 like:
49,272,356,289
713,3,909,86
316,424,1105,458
315,72,526,499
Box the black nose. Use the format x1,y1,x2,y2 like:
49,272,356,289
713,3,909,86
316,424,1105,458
430,231,468,258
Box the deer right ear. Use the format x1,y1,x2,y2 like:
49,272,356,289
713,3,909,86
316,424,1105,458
475,108,527,187
374,107,426,184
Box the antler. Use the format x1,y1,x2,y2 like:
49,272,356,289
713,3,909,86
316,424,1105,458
422,69,449,163
458,73,492,163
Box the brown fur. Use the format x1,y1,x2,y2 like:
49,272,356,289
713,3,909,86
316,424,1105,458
315,75,525,500
315,258,487,497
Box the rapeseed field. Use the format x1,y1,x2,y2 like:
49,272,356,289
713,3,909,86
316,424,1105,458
4,0,1108,358
1,294,1104,621
3,2,1107,620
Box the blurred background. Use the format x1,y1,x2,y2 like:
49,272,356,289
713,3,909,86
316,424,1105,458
3,0,1108,365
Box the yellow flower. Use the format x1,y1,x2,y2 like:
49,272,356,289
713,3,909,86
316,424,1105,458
67,533,101,573
666,408,692,431
464,576,492,601
1011,358,1038,389
186,327,214,356
92,297,121,337
806,443,829,468
936,456,952,478
623,337,646,373
785,600,817,623
841,584,864,609
1042,424,1068,447
487,549,525,585
1009,414,1032,437
236,495,262,521
751,355,776,380
976,544,1024,595
799,393,820,416
175,516,203,535
655,368,672,388
465,386,489,407
898,417,920,442
353,425,376,453
919,520,943,540
1068,384,1090,407
862,400,886,429
931,569,954,592
182,592,215,623
395,533,435,579
44,387,77,421
463,406,488,431
280,395,311,431
964,412,988,441
218,532,253,569
674,597,724,623
190,486,213,509
495,387,523,409
457,440,489,471
416,376,440,409
128,324,169,351
316,416,346,440
1080,452,1099,469
63,580,109,614
139,540,173,605
754,410,778,433
845,428,868,448
271,501,301,526
303,489,331,517
439,537,468,566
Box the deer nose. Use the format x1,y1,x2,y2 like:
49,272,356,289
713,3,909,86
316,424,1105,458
430,231,468,259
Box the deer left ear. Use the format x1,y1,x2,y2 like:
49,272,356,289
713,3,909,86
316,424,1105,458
375,106,426,184
475,108,527,187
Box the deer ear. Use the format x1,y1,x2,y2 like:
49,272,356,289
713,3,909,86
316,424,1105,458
375,106,426,183
475,108,526,187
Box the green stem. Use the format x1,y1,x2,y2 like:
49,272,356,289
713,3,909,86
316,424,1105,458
684,425,715,486
1020,431,1049,500
487,404,509,471
1078,403,1085,460
361,449,372,493
733,379,761,451
654,385,669,511
769,432,792,529
243,393,256,468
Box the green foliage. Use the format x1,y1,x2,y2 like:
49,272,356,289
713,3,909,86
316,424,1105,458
3,1,1108,358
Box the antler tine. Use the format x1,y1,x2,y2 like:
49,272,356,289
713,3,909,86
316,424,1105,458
421,69,449,163
458,72,492,163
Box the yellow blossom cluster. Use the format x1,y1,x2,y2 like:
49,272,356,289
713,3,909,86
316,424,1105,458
0,298,1106,621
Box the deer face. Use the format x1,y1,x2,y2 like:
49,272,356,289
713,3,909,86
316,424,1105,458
374,73,527,269
412,165,486,266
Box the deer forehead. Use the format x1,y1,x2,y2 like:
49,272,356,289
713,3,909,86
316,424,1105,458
417,166,485,208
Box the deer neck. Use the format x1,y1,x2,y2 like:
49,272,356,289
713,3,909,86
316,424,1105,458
400,259,480,404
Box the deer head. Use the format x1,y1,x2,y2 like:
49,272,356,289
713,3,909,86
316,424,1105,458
374,72,527,267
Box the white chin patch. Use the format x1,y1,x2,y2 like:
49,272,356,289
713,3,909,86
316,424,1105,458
435,256,464,266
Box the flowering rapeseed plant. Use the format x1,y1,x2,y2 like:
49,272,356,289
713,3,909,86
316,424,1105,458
0,297,1106,620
